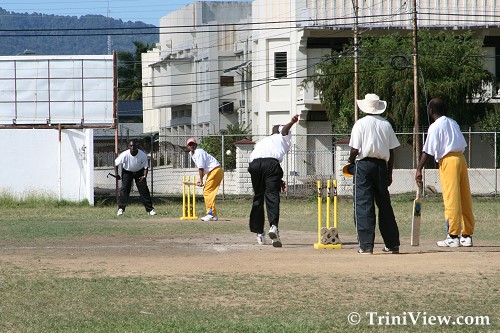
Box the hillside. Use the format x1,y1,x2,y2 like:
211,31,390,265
0,8,158,56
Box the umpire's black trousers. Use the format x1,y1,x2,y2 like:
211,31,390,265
354,158,400,251
119,168,154,212
248,158,283,234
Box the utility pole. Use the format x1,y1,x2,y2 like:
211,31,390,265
353,0,359,122
412,0,421,173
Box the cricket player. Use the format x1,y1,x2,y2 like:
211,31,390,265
415,98,475,247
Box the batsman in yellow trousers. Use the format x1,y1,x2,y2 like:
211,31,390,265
416,98,475,248
186,137,224,222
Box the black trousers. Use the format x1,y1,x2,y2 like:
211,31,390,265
248,158,283,234
354,158,400,250
119,168,154,212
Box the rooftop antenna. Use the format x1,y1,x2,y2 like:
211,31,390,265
107,0,112,55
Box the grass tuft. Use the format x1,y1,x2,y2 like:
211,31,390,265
0,192,89,208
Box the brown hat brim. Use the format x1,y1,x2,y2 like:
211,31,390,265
343,164,354,177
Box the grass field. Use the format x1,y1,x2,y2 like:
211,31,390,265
0,194,498,332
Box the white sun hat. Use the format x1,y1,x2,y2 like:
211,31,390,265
356,94,387,115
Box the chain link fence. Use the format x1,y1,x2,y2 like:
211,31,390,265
94,131,500,199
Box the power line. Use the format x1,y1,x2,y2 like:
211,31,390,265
1,10,499,34
3,5,496,103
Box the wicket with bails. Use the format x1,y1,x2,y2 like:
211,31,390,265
314,179,342,249
180,176,198,220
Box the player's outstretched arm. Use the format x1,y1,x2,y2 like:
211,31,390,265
280,114,299,136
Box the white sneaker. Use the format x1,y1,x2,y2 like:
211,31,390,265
460,235,473,247
382,246,399,254
268,225,282,248
201,214,218,221
116,208,124,216
437,235,460,247
256,232,266,245
149,209,157,216
357,248,373,254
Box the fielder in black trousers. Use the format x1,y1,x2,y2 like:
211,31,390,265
114,140,156,216
118,168,154,212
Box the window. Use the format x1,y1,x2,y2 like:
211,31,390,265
220,76,234,87
274,52,287,78
172,106,192,119
219,101,234,114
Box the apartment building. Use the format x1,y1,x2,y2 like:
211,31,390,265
142,1,252,141
142,0,499,175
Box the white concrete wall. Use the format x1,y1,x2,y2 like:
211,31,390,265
94,150,500,197
334,143,499,196
0,129,94,204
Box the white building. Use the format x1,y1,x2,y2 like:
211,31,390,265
142,0,500,176
142,1,252,141
143,0,499,130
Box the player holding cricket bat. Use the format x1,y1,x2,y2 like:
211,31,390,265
415,98,475,247
186,137,224,222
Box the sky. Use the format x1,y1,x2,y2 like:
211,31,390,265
0,0,236,26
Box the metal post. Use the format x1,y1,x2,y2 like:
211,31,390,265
317,180,322,245
221,134,225,199
150,134,154,198
353,0,359,122
421,131,426,193
412,0,421,194
113,51,119,204
468,127,471,166
495,132,498,197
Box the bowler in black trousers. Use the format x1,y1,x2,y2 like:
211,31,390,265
248,114,299,247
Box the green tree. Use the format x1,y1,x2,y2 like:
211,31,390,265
117,41,153,100
0,10,158,56
308,30,494,133
199,124,251,170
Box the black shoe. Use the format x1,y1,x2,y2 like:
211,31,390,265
357,248,373,254
382,246,400,254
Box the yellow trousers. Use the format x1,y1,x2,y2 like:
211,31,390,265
438,152,475,236
204,166,223,216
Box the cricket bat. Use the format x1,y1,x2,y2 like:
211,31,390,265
410,187,422,246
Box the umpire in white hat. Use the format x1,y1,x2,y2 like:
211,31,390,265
348,94,401,254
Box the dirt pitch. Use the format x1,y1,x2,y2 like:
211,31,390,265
1,217,499,278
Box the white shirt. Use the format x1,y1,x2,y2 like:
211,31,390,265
115,149,149,172
189,148,220,173
250,131,292,163
349,115,400,162
423,116,467,162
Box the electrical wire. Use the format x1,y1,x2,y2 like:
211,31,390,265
2,3,497,106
